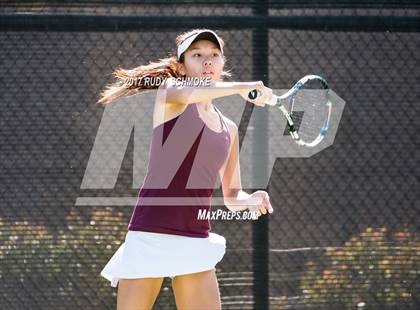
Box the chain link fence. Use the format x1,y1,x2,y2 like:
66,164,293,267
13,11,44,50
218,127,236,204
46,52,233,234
0,1,419,309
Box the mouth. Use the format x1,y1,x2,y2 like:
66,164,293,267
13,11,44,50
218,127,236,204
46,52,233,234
202,71,214,75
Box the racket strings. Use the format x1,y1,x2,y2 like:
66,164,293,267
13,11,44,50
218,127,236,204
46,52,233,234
288,84,329,143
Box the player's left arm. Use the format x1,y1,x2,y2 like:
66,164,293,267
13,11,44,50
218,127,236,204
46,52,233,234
219,117,273,215
218,119,246,211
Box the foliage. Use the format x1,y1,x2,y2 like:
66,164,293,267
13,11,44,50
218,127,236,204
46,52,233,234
0,208,128,307
299,226,420,309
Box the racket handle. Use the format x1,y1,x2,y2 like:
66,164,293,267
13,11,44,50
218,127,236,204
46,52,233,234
248,89,259,100
249,89,278,106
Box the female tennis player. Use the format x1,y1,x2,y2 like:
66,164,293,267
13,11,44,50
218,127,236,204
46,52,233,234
98,29,274,310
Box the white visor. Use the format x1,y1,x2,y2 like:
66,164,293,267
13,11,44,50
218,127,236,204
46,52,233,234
177,30,224,61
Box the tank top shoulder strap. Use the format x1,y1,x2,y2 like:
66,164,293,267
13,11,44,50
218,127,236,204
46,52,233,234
213,105,228,132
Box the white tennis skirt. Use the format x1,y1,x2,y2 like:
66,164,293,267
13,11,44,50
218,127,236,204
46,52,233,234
100,230,226,288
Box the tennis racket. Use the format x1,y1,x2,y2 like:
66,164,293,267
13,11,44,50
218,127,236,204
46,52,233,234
248,75,332,147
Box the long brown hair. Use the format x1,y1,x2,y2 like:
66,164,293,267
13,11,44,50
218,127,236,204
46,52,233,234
97,29,231,105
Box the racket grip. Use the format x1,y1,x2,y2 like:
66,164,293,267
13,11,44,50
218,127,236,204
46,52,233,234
248,89,259,100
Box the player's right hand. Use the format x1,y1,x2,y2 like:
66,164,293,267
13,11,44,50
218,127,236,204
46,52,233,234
239,81,273,107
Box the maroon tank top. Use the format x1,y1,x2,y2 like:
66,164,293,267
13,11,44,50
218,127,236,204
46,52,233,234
128,103,231,238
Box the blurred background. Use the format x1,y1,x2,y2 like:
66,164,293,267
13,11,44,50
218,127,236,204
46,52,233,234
0,1,419,309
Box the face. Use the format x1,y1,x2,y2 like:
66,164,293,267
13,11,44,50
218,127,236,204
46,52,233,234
178,39,224,82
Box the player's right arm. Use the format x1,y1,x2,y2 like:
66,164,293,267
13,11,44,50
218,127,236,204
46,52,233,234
159,78,271,107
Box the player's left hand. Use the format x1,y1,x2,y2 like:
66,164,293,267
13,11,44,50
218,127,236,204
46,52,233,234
247,190,274,218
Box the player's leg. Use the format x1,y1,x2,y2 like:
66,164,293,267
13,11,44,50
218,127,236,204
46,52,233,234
171,269,221,310
117,277,164,310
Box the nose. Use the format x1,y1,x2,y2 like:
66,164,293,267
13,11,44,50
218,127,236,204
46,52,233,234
203,57,212,67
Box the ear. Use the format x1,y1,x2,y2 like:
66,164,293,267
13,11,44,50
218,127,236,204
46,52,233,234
177,62,186,76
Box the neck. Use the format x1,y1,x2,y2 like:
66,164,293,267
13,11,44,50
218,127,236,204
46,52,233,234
201,100,213,112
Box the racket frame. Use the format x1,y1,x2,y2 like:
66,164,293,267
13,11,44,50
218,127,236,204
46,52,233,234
265,75,332,147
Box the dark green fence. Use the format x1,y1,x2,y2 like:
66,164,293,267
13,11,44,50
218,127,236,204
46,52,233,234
0,1,419,309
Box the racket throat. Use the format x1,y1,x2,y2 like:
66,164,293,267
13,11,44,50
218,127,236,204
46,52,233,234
279,104,301,142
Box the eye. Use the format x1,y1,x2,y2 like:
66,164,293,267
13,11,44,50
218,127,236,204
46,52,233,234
193,53,201,57
213,53,220,57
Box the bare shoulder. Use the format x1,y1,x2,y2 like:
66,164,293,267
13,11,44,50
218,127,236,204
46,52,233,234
153,78,187,128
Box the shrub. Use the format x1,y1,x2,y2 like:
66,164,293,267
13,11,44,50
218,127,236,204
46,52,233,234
300,226,420,309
